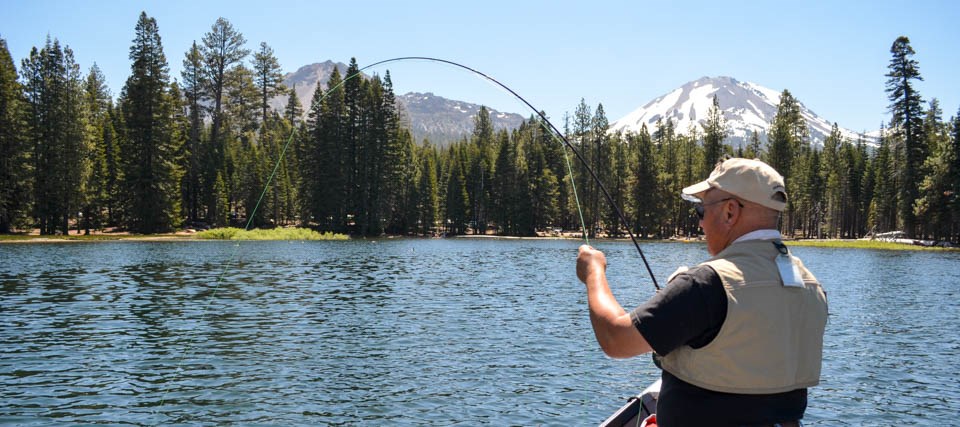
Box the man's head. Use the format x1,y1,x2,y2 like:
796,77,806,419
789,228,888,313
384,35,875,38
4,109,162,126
681,158,786,255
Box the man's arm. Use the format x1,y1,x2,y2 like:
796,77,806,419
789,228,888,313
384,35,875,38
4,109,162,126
577,245,653,359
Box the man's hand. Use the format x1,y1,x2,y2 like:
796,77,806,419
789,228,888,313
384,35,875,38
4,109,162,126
577,244,607,284
576,244,653,358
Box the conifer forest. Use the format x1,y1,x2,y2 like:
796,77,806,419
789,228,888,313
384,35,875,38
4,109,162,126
1,14,958,243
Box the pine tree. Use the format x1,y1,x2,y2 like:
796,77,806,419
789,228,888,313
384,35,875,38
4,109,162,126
765,90,805,179
492,131,515,234
913,99,952,240
523,118,560,234
252,42,284,126
417,143,440,235
21,37,87,235
849,136,870,237
702,94,727,171
118,12,183,233
950,108,960,242
0,37,30,233
180,41,204,223
343,58,363,232
82,64,113,233
469,105,495,234
744,129,763,159
765,89,808,236
885,36,926,237
631,125,658,237
200,17,249,226
284,84,303,125
299,81,323,226
869,126,898,232
224,64,258,134
445,144,470,235
859,138,877,236
820,123,843,237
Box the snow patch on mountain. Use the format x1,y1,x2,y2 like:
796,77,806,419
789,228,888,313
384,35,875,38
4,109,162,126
610,76,877,147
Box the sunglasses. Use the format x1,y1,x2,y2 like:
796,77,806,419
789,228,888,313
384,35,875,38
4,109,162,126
694,197,744,219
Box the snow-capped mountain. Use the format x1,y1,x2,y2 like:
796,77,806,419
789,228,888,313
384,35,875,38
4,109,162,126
269,62,524,145
609,76,877,147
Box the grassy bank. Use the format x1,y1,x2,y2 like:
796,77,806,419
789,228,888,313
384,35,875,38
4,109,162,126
787,239,957,251
195,227,348,240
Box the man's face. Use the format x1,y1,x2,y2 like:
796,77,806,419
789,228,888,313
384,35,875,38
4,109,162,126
697,190,734,256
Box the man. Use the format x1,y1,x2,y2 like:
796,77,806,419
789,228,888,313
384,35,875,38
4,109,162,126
577,158,828,426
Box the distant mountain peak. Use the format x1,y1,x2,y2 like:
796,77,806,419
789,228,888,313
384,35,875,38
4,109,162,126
610,76,876,147
398,92,525,144
268,60,351,113
270,62,525,145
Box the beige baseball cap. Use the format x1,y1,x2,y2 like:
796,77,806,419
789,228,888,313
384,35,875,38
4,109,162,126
681,158,788,211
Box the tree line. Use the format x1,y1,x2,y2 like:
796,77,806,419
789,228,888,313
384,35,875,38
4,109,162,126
1,14,957,242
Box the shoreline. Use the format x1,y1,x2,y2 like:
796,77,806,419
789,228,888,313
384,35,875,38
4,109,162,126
2,232,956,252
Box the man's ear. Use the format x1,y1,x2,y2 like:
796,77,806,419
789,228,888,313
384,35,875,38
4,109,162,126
725,202,738,224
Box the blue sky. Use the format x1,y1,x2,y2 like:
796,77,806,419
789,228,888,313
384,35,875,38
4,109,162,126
2,0,958,133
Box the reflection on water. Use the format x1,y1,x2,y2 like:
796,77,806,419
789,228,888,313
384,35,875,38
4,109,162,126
1,240,959,425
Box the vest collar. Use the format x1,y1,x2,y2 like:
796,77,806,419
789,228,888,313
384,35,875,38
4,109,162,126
732,229,782,244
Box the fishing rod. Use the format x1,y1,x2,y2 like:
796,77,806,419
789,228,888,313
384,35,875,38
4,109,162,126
350,57,660,290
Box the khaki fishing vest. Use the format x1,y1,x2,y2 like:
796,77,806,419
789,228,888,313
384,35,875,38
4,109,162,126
660,239,828,394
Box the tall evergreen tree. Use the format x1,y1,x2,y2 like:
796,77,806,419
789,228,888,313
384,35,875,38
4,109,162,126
469,105,495,234
571,100,594,236
702,94,727,171
284,84,303,125
765,89,808,236
21,37,87,235
821,123,843,237
631,125,659,237
765,90,805,180
913,99,952,239
118,12,183,233
200,17,249,226
201,17,249,144
224,63,258,134
343,58,363,232
591,104,615,236
252,42,284,126
82,64,113,232
744,129,763,159
869,126,898,232
523,118,560,234
417,143,440,234
180,41,205,223
445,144,470,235
0,37,30,233
950,108,960,242
885,35,926,237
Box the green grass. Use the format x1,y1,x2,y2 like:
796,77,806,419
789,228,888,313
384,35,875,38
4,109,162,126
787,239,957,251
0,234,33,241
195,227,348,241
0,233,179,241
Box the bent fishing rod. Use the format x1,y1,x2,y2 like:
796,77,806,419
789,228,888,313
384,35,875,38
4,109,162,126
350,57,660,290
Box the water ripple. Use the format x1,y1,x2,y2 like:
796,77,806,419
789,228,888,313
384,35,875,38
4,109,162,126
1,240,959,424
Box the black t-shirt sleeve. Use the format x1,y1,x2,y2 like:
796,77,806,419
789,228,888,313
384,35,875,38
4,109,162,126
629,265,727,356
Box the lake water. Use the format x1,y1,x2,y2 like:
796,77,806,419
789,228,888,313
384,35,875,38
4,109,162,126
2,238,959,425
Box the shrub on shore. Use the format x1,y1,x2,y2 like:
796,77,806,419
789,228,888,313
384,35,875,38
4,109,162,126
195,227,348,241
